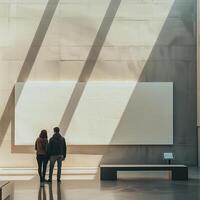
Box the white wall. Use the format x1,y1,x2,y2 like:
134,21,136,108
15,81,173,145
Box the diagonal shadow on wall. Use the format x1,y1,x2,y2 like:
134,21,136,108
2,0,121,153
99,0,197,167
67,0,197,168
59,0,122,135
0,0,60,146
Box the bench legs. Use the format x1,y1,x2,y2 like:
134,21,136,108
172,168,188,181
101,168,117,180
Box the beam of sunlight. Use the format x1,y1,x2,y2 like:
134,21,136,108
14,81,135,145
99,0,176,81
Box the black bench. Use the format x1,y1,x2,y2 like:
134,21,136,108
0,181,13,200
100,165,188,181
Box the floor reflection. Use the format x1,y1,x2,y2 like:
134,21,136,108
38,186,46,200
11,168,200,200
38,183,63,200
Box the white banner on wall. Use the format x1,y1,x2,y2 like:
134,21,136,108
15,81,173,145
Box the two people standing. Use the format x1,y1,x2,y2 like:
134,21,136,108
35,127,67,183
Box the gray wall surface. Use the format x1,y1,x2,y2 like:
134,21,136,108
198,0,200,166
71,0,197,166
102,0,197,166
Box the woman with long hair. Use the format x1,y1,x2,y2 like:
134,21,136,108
35,129,49,183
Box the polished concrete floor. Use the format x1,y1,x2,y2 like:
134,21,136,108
6,168,200,200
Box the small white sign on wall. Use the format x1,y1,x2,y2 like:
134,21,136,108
163,152,174,160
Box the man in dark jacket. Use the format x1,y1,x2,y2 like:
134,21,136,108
47,127,67,183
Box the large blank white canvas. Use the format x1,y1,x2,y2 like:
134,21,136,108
15,81,173,145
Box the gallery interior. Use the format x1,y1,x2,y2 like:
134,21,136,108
0,0,200,199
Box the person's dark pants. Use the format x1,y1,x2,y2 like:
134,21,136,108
49,155,63,181
36,155,48,182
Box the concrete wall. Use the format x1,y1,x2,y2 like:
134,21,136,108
197,0,200,166
0,0,197,168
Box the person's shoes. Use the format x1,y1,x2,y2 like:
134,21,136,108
57,179,61,183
